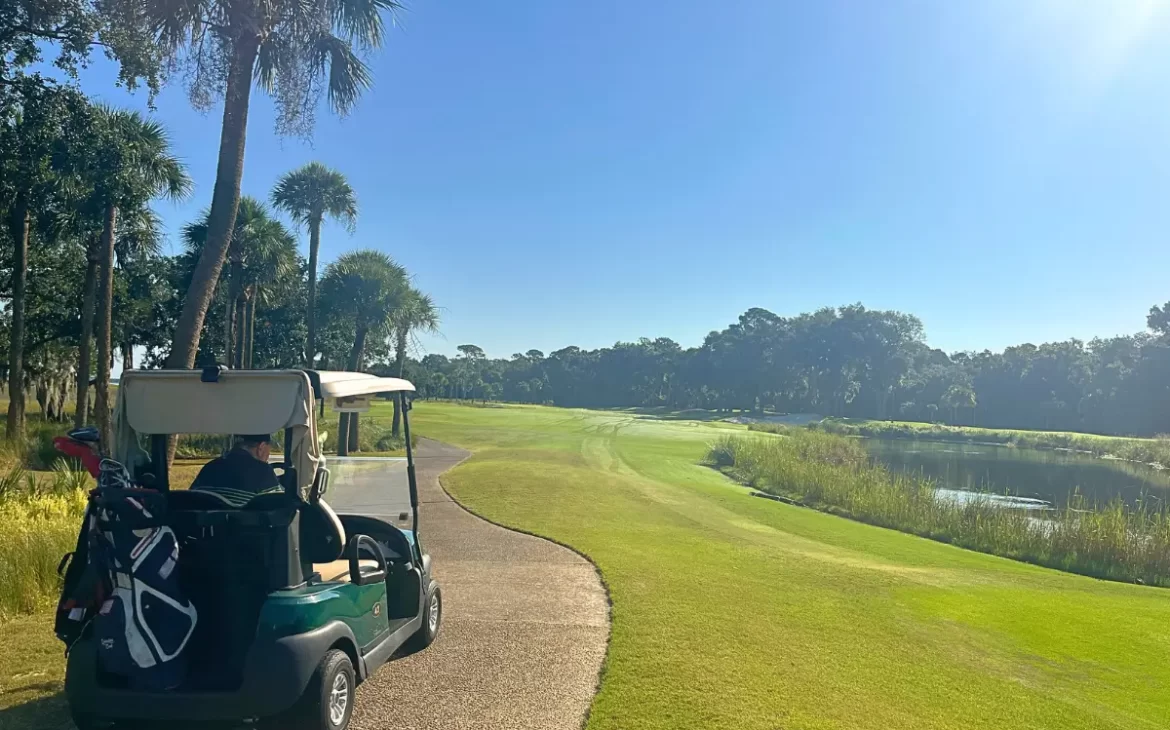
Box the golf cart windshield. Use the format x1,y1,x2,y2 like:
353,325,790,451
323,458,415,533
310,370,421,536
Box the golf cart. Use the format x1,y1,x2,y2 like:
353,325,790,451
61,368,441,730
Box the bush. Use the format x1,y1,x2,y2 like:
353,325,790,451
713,431,1170,587
0,463,92,617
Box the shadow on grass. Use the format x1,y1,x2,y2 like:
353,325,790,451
0,691,70,730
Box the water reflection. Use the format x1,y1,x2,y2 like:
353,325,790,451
865,439,1170,509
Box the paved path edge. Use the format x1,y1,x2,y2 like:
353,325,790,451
427,439,614,730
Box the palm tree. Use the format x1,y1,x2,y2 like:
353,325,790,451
271,163,357,367
237,220,298,369
182,197,296,368
149,0,399,373
389,288,439,437
75,206,164,428
318,250,408,455
88,108,190,444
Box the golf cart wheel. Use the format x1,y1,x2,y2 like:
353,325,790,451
405,584,442,653
261,649,355,730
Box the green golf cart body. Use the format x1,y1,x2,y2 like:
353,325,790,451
64,368,441,730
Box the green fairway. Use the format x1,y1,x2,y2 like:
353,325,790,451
414,401,1170,730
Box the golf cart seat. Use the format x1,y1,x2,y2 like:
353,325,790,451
313,559,383,583
299,498,385,584
301,498,346,563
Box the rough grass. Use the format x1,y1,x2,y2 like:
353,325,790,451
713,429,1170,587
0,465,91,618
418,402,1170,730
0,614,71,727
790,417,1170,467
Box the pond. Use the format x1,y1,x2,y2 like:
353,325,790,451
864,439,1170,510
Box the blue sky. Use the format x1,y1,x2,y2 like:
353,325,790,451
76,0,1170,359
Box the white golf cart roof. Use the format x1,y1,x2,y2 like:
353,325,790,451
113,369,415,496
314,371,415,400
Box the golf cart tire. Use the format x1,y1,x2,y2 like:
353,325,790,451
261,649,355,730
405,584,442,653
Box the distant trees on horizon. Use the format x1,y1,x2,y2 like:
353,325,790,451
399,302,1170,438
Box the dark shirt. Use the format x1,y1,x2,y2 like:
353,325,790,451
191,447,280,499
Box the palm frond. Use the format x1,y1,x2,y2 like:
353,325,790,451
271,161,357,232
115,207,165,263
319,249,409,333
333,0,403,48
312,34,372,117
181,216,210,254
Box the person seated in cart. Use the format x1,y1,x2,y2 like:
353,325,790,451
191,434,282,505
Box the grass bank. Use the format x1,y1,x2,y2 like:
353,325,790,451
712,429,1170,586
417,403,1170,729
787,417,1170,467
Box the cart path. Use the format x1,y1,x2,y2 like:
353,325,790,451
348,438,610,730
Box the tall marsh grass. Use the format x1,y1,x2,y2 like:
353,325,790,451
764,419,1170,469
0,462,92,617
711,431,1170,586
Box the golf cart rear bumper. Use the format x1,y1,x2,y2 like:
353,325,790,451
65,621,358,721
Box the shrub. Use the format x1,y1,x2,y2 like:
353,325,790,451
0,463,91,617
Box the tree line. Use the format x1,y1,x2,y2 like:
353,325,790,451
2,0,432,453
405,303,1170,437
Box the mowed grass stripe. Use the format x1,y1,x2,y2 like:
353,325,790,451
415,402,1170,730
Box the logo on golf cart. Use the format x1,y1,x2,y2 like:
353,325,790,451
373,602,381,617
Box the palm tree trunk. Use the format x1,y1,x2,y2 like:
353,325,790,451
224,270,235,369
6,194,29,441
93,205,118,447
166,34,260,371
121,342,133,371
344,327,368,454
391,328,407,437
74,242,99,428
233,294,246,369
305,215,322,367
226,243,245,368
245,292,256,368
